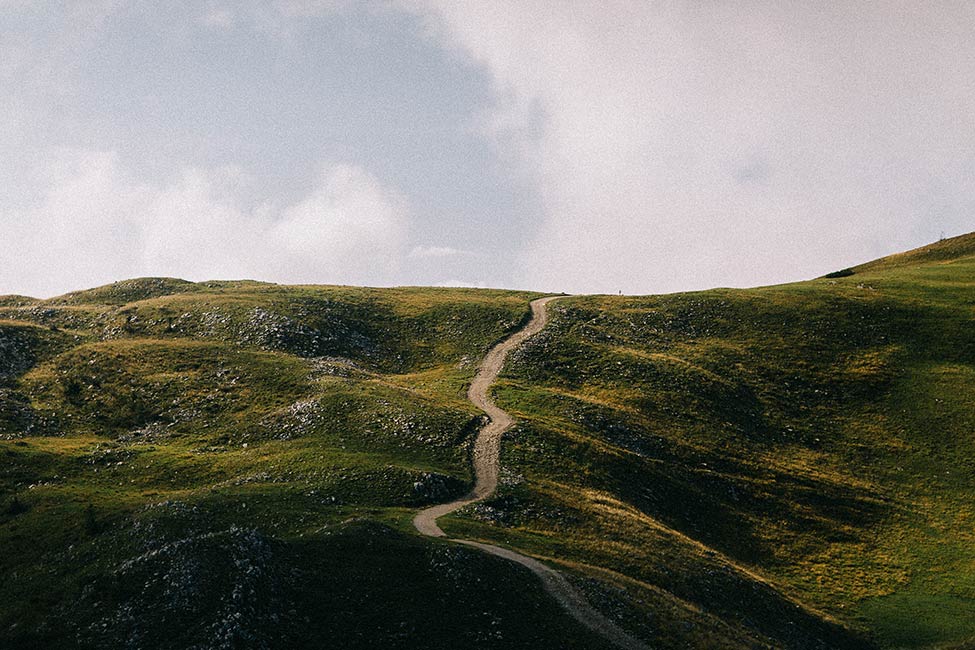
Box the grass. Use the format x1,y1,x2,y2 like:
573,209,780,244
434,233,975,649
1,234,974,649
0,283,560,649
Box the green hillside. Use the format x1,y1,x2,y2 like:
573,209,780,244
466,232,975,649
1,233,973,649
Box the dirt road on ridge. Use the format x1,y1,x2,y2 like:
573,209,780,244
412,296,650,650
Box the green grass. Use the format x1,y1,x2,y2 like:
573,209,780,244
860,591,975,648
448,234,975,649
0,283,558,649
1,235,974,649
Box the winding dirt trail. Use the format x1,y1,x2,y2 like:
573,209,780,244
413,297,650,650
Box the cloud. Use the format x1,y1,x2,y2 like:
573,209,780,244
193,0,353,35
404,1,975,294
408,245,472,259
7,3,975,297
0,152,409,297
272,164,408,281
273,0,350,18
433,279,493,289
198,6,236,28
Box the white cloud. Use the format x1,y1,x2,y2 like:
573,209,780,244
433,279,498,289
196,0,352,36
405,2,975,294
6,3,975,297
273,0,349,18
272,164,408,282
0,152,409,297
408,245,471,259
199,6,236,28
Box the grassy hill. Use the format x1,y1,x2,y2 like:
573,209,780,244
1,233,973,649
463,232,975,649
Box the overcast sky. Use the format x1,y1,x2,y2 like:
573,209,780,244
2,1,974,297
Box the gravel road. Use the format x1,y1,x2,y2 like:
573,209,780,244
412,296,650,650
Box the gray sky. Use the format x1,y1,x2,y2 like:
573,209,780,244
2,1,973,297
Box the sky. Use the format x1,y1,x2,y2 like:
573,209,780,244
2,1,974,297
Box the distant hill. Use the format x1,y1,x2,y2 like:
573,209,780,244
1,233,973,649
820,231,975,277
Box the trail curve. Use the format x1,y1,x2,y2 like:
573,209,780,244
413,296,649,650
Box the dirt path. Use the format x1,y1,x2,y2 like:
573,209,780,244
413,297,650,650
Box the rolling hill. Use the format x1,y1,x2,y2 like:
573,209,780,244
1,233,973,649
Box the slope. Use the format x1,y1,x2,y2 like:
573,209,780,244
1,282,626,649
1,229,973,649
433,233,975,649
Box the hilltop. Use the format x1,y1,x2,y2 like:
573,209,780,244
854,231,975,273
1,233,974,649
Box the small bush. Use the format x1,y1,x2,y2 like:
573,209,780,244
824,268,855,279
